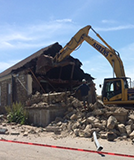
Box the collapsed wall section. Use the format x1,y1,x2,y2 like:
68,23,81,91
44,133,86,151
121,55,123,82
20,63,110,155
0,42,96,113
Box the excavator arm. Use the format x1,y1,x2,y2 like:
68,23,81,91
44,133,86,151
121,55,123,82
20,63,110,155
54,25,125,78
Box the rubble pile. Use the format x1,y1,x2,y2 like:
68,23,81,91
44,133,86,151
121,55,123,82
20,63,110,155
26,91,71,107
44,97,134,141
0,92,134,142
26,92,134,141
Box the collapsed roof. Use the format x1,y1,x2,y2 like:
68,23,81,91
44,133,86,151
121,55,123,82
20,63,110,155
0,42,94,93
0,42,62,78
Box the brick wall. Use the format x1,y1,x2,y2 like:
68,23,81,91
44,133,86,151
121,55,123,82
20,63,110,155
0,70,31,113
15,71,28,104
0,75,12,113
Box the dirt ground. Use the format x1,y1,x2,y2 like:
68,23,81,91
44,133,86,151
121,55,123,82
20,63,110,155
0,130,134,160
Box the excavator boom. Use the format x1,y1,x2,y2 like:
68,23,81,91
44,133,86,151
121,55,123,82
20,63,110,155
54,25,125,78
54,25,91,62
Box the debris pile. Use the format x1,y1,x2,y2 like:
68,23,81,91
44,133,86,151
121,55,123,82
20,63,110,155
47,99,134,141
26,92,134,141
0,92,134,142
26,91,71,107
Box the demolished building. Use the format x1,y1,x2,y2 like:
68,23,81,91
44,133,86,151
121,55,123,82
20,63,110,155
0,42,95,113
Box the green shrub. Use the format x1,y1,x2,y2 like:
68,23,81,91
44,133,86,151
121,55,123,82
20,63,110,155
5,102,28,125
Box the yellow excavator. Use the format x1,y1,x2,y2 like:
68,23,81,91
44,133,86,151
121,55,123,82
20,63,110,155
53,25,134,105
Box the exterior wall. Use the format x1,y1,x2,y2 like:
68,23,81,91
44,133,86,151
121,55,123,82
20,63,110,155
27,106,67,127
14,71,29,104
0,75,12,113
0,70,32,113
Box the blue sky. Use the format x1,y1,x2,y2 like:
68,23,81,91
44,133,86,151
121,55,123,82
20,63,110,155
0,0,134,95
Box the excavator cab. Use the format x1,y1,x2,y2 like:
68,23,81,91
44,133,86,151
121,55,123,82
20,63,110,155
102,78,131,105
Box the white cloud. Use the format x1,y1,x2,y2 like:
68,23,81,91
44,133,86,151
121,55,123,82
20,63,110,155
2,33,32,42
1,41,14,48
0,19,75,50
2,20,134,52
96,24,134,32
56,19,72,23
102,20,117,24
